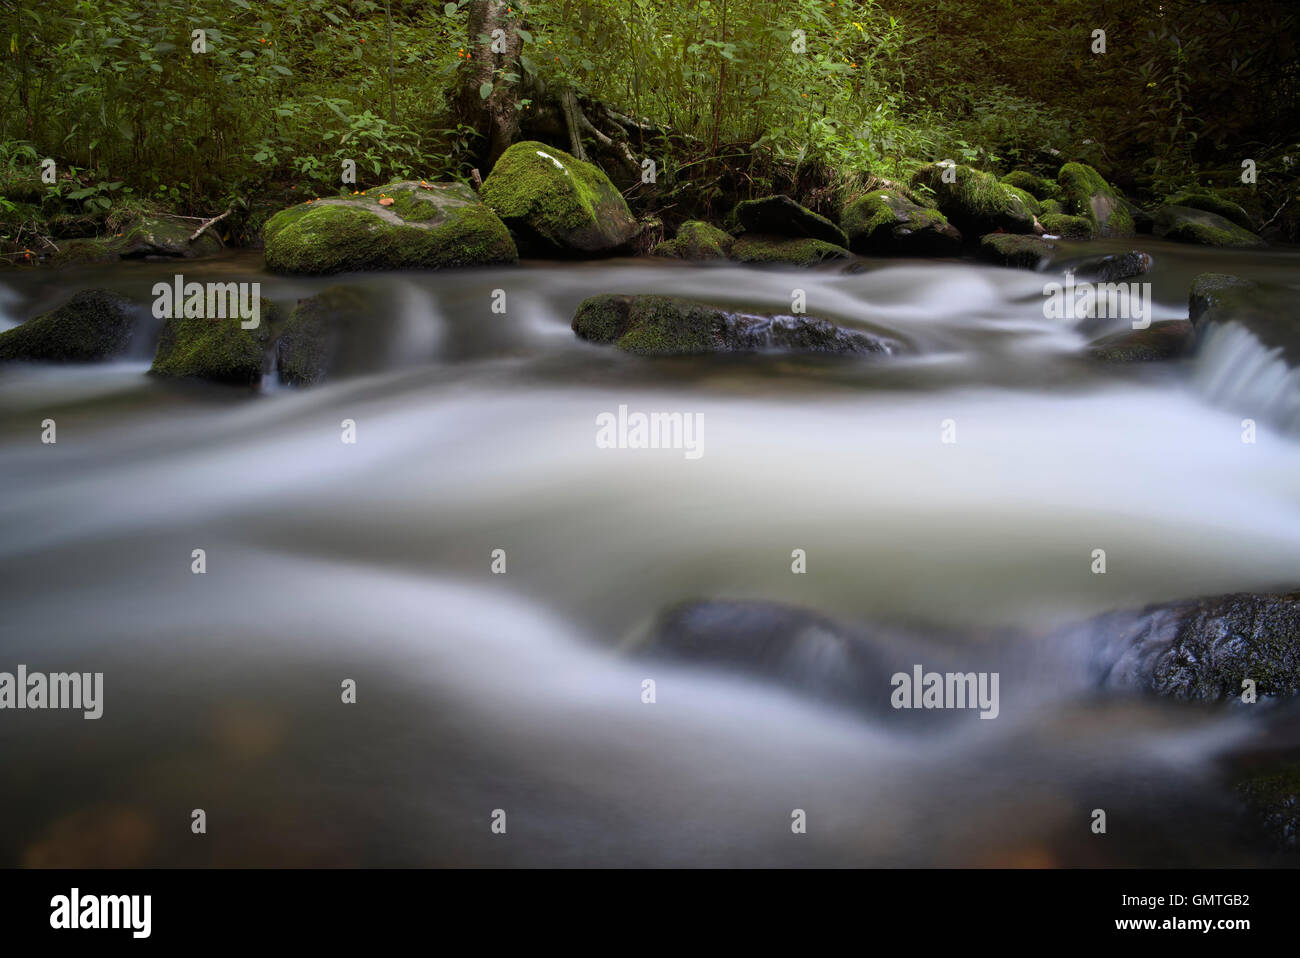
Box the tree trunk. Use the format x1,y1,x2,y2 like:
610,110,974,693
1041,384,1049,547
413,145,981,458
456,0,526,171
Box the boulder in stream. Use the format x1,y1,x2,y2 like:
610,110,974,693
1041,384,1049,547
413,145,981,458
0,289,138,363
840,190,962,256
651,221,734,261
1057,162,1136,237
1154,205,1266,248
1087,320,1192,362
977,233,1058,269
150,297,283,385
910,162,1039,236
572,293,899,356
733,195,850,248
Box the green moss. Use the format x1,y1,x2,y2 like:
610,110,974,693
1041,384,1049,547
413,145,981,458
1039,198,1063,216
150,298,283,385
480,141,637,255
840,190,961,255
263,181,517,274
1039,213,1094,239
652,220,734,260
1001,183,1042,218
1058,162,1135,237
1000,171,1062,201
0,289,136,362
275,286,378,386
733,195,849,247
1164,191,1253,231
910,162,1035,234
572,293,721,354
977,233,1057,269
730,234,851,266
48,237,125,268
1155,206,1266,249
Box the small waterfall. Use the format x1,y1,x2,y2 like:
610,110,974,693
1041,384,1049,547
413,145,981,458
1191,321,1300,433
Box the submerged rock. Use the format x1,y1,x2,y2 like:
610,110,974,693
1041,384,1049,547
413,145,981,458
1187,272,1300,367
1057,162,1135,237
264,181,518,274
1154,205,1266,249
910,162,1039,236
651,221,734,260
729,234,852,266
572,293,899,356
840,190,962,255
0,289,138,363
150,298,282,385
480,140,637,256
1087,320,1192,362
734,194,849,247
275,285,399,386
977,233,1058,269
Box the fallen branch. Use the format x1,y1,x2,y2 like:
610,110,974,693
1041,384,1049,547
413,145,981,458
190,209,233,242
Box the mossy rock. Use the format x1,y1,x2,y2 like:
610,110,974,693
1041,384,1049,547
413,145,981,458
1235,762,1300,850
1153,205,1266,249
150,297,283,385
48,237,126,268
120,215,223,259
651,221,734,260
977,233,1058,269
1163,192,1254,231
910,162,1037,236
1001,183,1042,218
733,195,849,247
999,171,1061,201
275,285,402,386
572,293,899,356
264,181,518,274
1087,320,1192,362
840,190,962,256
480,141,637,256
1057,162,1135,237
1039,213,1094,239
1038,198,1064,216
730,234,852,266
0,289,138,362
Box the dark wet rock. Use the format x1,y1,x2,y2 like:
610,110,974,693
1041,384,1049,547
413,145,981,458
840,190,962,256
119,215,224,259
640,599,962,721
1154,205,1266,249
1087,320,1192,362
1063,250,1152,283
729,234,853,267
651,220,734,261
1234,760,1300,850
572,294,900,356
150,298,282,385
275,285,401,386
1057,162,1136,237
1067,590,1300,703
977,233,1058,269
0,289,137,363
734,194,849,247
910,162,1038,236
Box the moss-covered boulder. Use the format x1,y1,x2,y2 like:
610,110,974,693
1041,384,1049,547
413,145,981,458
150,298,282,385
1039,198,1064,216
0,289,138,362
1057,162,1135,237
1154,205,1266,248
1001,183,1042,218
730,234,852,266
910,162,1038,236
977,233,1058,269
734,195,849,247
1087,320,1192,362
275,285,401,386
651,221,734,260
120,215,223,259
1039,213,1094,239
479,141,637,256
840,190,962,255
264,181,518,274
999,171,1061,201
48,238,129,268
1163,191,1254,231
572,293,900,356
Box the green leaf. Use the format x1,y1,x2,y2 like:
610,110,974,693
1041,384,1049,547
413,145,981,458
516,28,533,44
444,3,457,16
479,81,493,100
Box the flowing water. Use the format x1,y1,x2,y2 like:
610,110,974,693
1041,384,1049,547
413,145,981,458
1,238,1299,866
